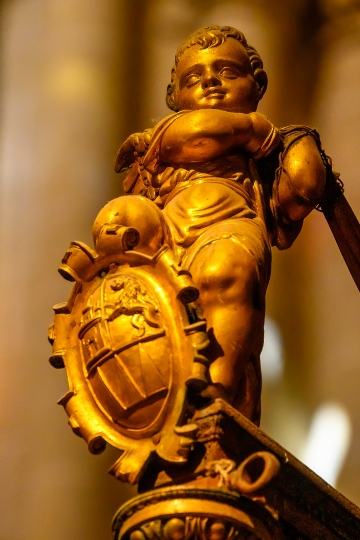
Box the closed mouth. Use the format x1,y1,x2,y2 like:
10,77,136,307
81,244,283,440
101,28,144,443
204,89,226,97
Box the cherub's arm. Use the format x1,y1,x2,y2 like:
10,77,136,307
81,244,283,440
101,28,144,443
160,110,278,163
276,135,326,222
115,129,156,198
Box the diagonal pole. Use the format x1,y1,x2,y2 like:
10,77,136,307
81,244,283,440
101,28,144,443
320,187,360,292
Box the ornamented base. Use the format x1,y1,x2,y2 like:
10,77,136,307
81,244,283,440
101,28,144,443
112,487,283,540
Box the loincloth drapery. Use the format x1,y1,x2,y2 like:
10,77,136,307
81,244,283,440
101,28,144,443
162,178,272,286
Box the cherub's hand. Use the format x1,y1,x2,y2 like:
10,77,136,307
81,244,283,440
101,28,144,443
115,130,152,173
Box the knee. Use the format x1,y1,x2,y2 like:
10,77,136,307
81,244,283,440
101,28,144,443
92,195,168,255
189,238,259,305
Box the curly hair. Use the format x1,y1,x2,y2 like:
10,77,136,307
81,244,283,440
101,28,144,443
166,25,267,112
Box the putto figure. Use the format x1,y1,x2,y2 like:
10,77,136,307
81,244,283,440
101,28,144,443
53,25,351,474
50,23,360,536
114,25,327,424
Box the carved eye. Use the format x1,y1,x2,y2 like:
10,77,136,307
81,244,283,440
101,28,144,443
185,73,201,87
219,67,239,79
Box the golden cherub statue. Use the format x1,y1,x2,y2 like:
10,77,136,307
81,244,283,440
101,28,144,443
49,25,360,539
114,25,327,424
50,25,359,486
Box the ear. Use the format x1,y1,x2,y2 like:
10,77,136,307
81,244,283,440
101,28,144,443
166,67,180,112
254,69,268,101
166,83,179,112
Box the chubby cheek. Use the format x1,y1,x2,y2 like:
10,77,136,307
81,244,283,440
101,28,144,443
178,93,196,110
231,80,259,112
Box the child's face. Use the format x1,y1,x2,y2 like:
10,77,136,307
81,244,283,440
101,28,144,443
176,38,261,114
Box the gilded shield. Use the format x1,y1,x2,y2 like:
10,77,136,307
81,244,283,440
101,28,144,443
49,234,209,484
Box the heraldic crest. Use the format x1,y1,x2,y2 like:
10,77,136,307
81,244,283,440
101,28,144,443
48,196,211,485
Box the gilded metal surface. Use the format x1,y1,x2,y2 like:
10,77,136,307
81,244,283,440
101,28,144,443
50,24,331,512
113,487,282,540
50,203,212,483
47,23,360,540
113,25,327,425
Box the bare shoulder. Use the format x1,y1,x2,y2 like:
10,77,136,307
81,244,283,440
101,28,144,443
282,132,326,201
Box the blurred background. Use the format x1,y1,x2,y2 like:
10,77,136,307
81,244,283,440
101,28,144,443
1,0,360,538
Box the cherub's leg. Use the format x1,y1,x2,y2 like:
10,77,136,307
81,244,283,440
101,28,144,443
188,235,268,422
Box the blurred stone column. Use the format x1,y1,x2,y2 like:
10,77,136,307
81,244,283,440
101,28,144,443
0,1,139,539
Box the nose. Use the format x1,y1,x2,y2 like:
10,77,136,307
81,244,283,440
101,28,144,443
201,67,221,89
